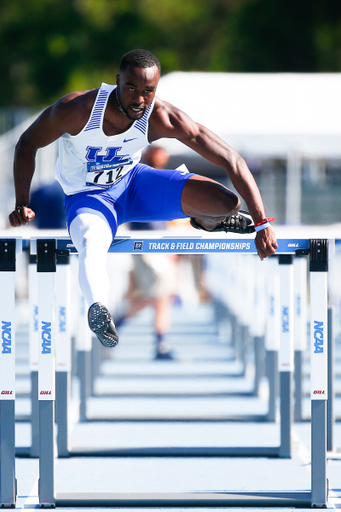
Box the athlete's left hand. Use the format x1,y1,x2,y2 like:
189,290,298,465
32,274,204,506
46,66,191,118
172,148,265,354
255,225,278,261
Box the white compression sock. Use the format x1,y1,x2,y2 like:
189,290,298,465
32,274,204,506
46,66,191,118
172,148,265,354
69,213,113,307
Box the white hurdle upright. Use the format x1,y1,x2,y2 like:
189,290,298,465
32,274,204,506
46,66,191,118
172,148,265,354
278,255,294,458
293,255,308,422
36,239,57,508
327,305,335,452
26,234,329,508
265,256,280,421
251,257,266,395
28,253,39,458
0,238,20,508
309,240,329,508
55,249,72,457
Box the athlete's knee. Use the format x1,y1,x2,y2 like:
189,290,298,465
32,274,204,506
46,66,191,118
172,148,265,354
228,190,240,213
70,213,113,253
182,176,240,217
214,185,240,213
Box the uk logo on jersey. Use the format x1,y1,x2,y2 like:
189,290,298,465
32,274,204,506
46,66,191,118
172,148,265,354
86,146,133,167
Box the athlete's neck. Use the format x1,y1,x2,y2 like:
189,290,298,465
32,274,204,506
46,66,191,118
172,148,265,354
103,89,134,136
115,88,127,117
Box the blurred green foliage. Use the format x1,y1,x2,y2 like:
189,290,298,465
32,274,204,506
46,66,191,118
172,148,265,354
0,0,341,106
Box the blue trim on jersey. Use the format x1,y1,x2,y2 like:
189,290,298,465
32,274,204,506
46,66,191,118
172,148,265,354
134,104,153,135
84,89,110,132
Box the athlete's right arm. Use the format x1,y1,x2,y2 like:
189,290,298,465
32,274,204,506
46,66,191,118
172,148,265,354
9,92,91,227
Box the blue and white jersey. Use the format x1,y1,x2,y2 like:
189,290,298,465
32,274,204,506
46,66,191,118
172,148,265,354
55,83,155,195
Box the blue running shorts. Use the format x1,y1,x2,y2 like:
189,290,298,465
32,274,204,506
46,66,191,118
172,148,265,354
64,163,195,238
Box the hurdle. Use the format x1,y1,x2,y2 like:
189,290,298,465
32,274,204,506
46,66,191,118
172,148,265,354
25,234,328,507
0,238,21,508
59,242,296,455
83,252,262,424
66,252,266,428
20,247,305,460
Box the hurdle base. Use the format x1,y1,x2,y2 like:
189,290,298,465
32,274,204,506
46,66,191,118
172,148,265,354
83,414,269,422
69,446,280,457
311,400,328,508
15,446,32,457
37,500,56,509
0,401,17,508
56,490,312,508
0,502,16,508
279,371,292,458
38,401,55,508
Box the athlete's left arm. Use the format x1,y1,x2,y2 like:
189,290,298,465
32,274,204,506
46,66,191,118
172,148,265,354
182,123,277,258
150,101,277,258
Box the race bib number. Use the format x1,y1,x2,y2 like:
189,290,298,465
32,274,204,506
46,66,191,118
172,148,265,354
86,162,127,187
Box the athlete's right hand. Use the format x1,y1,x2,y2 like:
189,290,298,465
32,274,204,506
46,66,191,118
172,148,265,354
9,206,35,227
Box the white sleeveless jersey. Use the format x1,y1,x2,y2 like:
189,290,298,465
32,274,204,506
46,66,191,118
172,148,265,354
55,83,155,195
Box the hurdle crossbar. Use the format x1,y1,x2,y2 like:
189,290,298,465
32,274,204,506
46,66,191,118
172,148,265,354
38,234,309,255
56,490,312,508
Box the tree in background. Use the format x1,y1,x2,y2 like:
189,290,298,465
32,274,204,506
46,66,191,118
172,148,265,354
0,0,341,107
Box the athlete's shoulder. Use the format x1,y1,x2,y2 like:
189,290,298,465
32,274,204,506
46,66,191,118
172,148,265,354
149,96,199,140
16,88,103,149
51,89,98,134
54,89,96,112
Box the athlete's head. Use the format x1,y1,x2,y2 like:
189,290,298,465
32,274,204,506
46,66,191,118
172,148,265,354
116,49,160,121
119,49,161,74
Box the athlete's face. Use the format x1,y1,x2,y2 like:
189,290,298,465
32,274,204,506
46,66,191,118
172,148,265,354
116,65,160,120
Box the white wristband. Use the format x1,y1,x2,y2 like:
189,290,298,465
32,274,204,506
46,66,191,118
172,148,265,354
255,222,270,232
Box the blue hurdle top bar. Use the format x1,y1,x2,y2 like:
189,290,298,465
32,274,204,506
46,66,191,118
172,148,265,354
49,236,309,255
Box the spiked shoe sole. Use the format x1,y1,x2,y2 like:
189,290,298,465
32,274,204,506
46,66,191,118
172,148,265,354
88,303,119,348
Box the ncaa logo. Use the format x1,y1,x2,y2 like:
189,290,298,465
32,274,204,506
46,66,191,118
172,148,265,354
1,321,11,354
313,320,323,354
133,241,143,251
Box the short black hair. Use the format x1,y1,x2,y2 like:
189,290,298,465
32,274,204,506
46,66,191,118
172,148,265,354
119,49,161,73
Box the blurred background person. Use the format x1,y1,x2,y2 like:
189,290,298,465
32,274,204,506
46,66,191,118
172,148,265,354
30,180,66,229
116,146,179,360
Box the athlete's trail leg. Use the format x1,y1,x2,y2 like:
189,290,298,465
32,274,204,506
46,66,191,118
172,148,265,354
181,175,240,230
